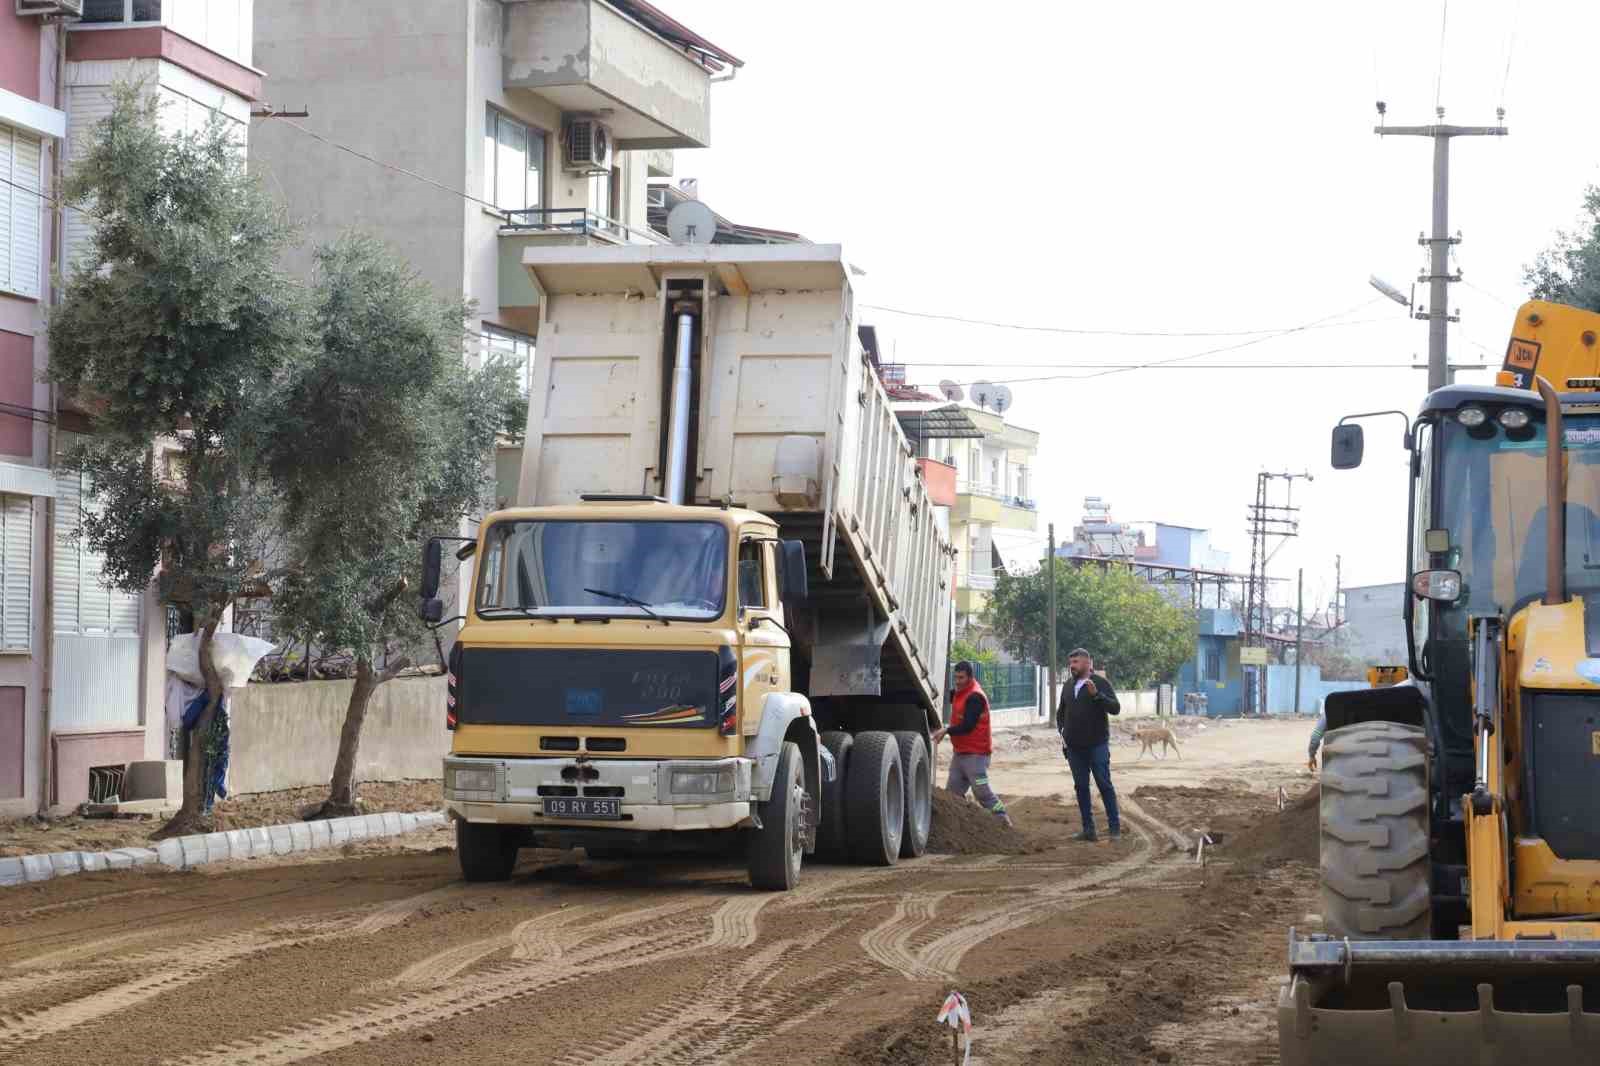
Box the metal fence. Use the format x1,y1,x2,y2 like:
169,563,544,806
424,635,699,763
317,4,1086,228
944,660,1038,712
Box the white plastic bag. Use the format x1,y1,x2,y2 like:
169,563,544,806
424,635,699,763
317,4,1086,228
166,632,277,689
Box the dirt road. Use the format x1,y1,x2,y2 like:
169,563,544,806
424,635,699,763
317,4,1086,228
0,718,1320,1065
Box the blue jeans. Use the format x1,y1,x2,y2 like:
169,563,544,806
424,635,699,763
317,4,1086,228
1064,742,1120,837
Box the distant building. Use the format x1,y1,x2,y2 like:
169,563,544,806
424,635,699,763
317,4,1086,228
1343,582,1407,665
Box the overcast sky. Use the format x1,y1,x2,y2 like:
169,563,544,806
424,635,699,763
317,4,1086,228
667,0,1598,616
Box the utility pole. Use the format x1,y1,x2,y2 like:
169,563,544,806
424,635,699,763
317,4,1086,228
1295,568,1304,717
1047,523,1058,723
1375,105,1507,393
1244,471,1312,715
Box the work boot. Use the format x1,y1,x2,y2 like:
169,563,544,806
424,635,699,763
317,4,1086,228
1107,829,1122,842
1072,830,1097,843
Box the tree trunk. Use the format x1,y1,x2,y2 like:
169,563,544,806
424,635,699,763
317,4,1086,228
315,657,379,820
154,615,223,839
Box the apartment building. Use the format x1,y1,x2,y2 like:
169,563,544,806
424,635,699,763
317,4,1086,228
1,0,261,816
249,0,742,508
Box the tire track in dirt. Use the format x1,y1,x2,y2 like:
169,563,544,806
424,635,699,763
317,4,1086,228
859,891,951,979
0,885,467,1050
0,886,170,928
382,906,595,991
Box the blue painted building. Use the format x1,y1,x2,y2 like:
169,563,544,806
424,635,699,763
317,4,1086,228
1175,606,1363,716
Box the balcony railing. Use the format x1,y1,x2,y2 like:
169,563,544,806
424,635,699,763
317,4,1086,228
961,571,998,591
955,480,1037,511
500,207,666,246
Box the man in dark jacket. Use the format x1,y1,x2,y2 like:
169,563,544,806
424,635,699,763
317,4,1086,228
1056,647,1121,841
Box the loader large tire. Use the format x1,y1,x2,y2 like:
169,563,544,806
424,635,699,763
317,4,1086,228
1319,720,1432,939
846,731,904,866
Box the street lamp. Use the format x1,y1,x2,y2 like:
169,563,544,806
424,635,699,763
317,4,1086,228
1369,274,1412,310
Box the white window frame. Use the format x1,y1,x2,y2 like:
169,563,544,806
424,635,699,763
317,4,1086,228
0,493,32,653
78,0,163,24
484,107,546,216
0,123,43,301
482,324,535,398
53,469,142,637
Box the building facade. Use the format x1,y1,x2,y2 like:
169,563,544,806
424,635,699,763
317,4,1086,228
249,0,741,510
2,0,262,816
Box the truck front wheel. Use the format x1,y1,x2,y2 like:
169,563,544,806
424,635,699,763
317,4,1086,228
847,731,905,865
456,820,520,882
749,740,806,890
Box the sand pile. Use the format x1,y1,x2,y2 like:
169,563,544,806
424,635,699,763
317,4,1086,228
927,789,1028,855
1224,785,1318,866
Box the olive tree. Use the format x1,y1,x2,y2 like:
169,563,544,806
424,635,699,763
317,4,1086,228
47,84,304,836
265,233,519,818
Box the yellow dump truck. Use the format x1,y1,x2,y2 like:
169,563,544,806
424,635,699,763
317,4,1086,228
1283,299,1600,1062
420,245,953,890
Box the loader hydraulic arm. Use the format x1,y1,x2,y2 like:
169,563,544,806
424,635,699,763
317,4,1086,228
1470,616,1501,817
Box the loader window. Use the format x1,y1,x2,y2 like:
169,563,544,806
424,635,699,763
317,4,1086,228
1435,412,1600,617
475,520,728,622
738,540,766,610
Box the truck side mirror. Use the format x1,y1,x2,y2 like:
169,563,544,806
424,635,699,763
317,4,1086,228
420,597,445,624
1331,424,1365,469
421,538,443,600
780,540,809,603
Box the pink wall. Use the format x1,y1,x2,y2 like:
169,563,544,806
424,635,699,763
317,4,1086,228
52,729,145,807
0,687,21,799
0,331,34,459
0,10,43,102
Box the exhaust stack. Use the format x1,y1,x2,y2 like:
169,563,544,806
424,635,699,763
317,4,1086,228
1537,375,1567,605
664,302,698,505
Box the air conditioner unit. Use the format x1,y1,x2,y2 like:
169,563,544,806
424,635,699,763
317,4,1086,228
16,0,84,16
563,117,613,173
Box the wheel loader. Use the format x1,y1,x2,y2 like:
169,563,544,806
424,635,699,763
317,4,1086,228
1279,300,1600,1063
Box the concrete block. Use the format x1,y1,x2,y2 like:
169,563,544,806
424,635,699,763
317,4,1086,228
22,854,54,882
108,798,177,816
288,822,312,852
202,832,230,863
48,851,83,876
341,815,368,842
81,851,108,872
381,812,404,836
269,825,294,855
123,759,184,801
155,838,185,868
0,856,24,886
225,830,254,860
307,820,332,850
418,811,447,829
121,847,158,867
104,849,135,870
398,812,419,833
363,813,387,838
328,819,351,847
179,834,208,867
247,827,272,856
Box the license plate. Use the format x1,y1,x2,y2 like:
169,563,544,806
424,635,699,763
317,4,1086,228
543,797,621,820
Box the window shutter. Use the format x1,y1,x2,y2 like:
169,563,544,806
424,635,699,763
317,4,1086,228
9,130,41,300
51,469,140,636
0,495,31,653
0,127,12,295
52,469,81,633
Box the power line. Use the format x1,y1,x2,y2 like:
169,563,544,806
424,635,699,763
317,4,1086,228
276,118,503,214
1434,0,1450,112
1499,0,1522,109
905,363,1440,371
860,304,1390,338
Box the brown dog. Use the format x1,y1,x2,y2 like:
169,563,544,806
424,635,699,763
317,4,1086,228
1135,725,1181,760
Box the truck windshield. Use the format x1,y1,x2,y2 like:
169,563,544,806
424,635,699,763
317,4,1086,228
1436,412,1600,616
475,520,727,622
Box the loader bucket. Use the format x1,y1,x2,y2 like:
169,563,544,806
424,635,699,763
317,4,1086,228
1277,933,1600,1065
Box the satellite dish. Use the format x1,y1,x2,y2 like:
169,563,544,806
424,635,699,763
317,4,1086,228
938,379,965,403
970,380,997,410
991,384,1013,414
666,200,717,245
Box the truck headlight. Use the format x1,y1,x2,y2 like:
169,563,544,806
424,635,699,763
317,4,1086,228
451,768,496,793
671,768,735,795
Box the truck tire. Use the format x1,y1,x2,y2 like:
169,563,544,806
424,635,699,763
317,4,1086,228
847,730,905,866
816,731,853,861
748,740,805,891
1319,720,1432,939
457,820,520,882
892,730,932,858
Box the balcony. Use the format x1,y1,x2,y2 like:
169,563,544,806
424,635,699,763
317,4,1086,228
956,585,991,616
498,208,666,309
502,0,740,150
954,480,1037,526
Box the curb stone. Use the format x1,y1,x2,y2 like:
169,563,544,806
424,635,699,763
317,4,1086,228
0,808,450,889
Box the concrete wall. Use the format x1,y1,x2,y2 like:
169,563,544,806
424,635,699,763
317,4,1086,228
226,676,448,795
249,0,472,299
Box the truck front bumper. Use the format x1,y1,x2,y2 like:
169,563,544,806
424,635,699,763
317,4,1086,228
443,755,756,832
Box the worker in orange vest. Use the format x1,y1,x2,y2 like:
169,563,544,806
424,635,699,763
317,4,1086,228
932,660,1013,828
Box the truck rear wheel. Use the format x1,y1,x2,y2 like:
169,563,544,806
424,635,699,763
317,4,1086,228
847,731,904,865
1319,720,1432,939
817,731,853,860
892,730,932,858
456,820,520,882
749,740,805,891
